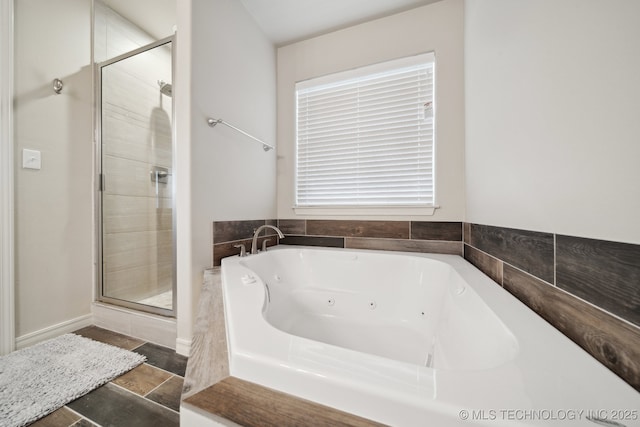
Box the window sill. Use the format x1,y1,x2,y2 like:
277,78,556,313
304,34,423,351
293,205,438,217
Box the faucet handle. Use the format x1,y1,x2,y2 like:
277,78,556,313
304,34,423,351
233,243,247,257
262,239,271,252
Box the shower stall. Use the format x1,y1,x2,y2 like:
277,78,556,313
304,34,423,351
96,36,175,315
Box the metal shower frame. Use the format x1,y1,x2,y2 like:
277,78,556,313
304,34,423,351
94,35,176,317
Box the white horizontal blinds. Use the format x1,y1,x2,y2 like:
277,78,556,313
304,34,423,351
296,53,435,207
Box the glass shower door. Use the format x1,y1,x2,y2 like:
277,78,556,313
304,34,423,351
98,37,175,315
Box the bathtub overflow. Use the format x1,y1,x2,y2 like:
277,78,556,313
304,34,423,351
327,298,335,306
369,301,377,310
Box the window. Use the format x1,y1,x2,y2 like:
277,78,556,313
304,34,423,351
295,52,435,211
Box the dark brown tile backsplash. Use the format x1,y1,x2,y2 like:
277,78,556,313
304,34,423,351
213,220,266,243
277,219,306,235
556,234,640,328
284,219,463,256
503,264,640,391
411,221,462,241
464,222,640,392
345,237,461,255
280,235,345,248
212,219,279,265
214,237,278,266
463,222,471,244
214,219,464,265
463,244,503,285
469,223,555,284
306,220,410,239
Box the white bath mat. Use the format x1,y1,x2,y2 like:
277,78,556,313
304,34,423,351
0,333,146,427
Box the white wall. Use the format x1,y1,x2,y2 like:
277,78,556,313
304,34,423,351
465,0,640,244
13,0,93,338
276,0,465,221
176,0,276,352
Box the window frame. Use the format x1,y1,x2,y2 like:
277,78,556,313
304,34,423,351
293,52,438,217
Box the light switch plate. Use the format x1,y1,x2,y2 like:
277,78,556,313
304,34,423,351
22,149,41,170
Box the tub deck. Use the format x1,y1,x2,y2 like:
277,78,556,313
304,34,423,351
182,248,640,427
220,247,640,426
180,268,382,426
184,377,384,427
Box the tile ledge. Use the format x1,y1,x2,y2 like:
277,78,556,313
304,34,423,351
182,376,384,427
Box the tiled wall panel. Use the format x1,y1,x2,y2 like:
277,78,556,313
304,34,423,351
464,222,640,392
284,220,462,257
280,236,345,248
345,238,461,255
213,219,463,266
213,220,268,243
469,224,554,283
556,235,640,328
272,219,305,235
98,2,173,303
212,219,278,266
306,220,410,239
411,221,462,241
463,244,503,285
503,264,640,391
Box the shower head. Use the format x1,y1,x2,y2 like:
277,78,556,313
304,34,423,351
158,80,172,97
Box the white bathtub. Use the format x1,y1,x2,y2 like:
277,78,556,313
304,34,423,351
221,246,640,426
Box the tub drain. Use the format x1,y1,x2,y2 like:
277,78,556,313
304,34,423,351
369,301,377,309
327,298,335,306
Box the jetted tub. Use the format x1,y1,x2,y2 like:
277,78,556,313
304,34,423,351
221,246,640,426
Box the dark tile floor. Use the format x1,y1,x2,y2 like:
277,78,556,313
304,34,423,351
30,326,187,427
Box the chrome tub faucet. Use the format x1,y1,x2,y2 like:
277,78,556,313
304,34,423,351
251,225,285,255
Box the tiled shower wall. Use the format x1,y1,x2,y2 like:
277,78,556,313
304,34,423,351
98,2,174,302
211,218,640,391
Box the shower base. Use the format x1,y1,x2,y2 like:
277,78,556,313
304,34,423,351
137,291,173,310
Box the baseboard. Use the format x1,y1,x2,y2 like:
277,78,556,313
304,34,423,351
15,313,93,350
176,337,192,357
92,302,177,349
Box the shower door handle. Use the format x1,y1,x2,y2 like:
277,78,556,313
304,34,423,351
150,166,169,184
150,166,170,209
